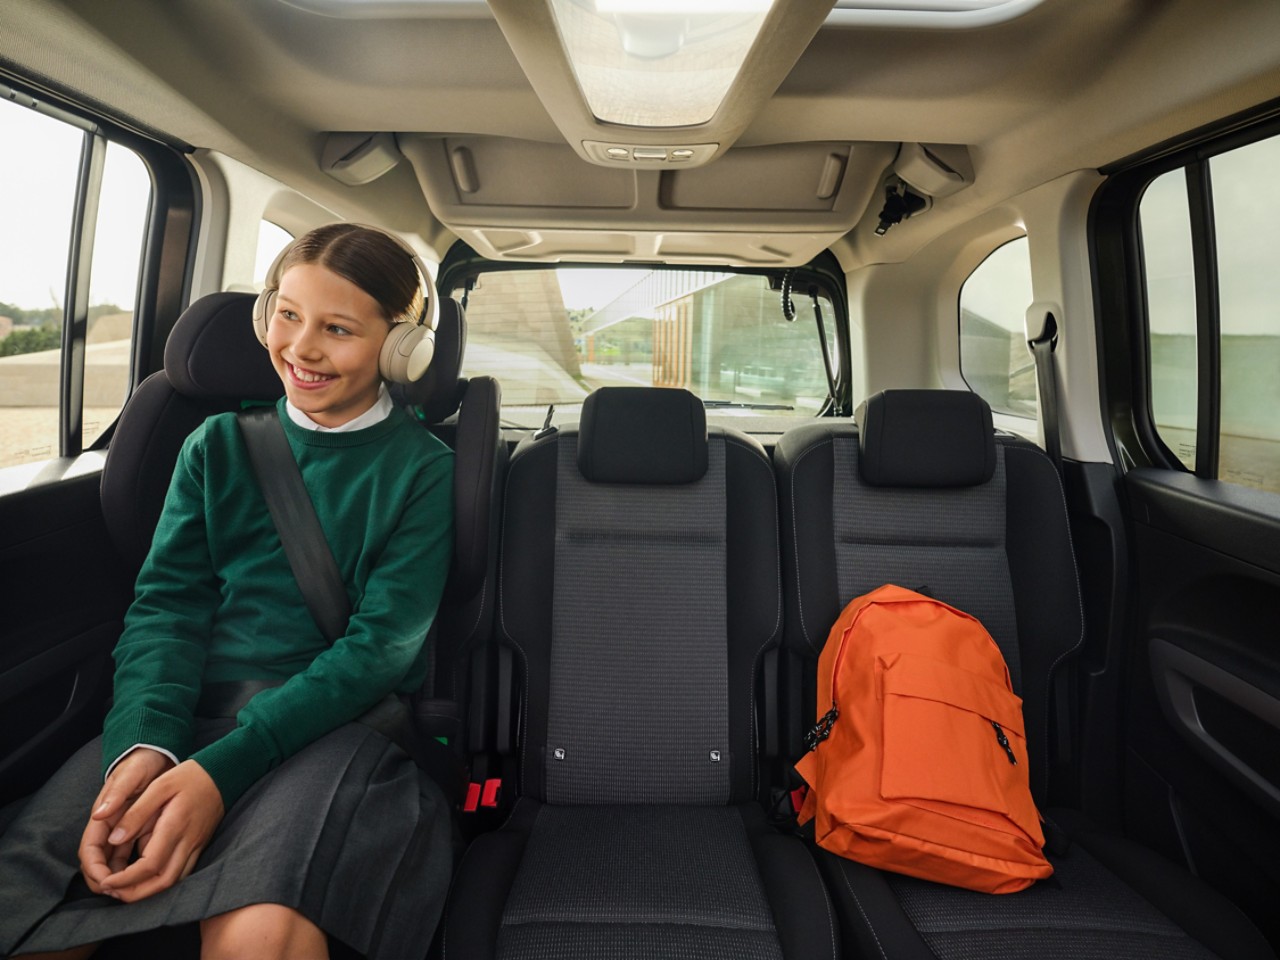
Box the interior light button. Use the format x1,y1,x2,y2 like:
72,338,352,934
632,148,669,161
606,147,631,159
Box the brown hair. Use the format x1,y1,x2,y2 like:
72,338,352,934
278,223,424,326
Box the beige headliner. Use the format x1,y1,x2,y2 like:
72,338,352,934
2,0,1279,267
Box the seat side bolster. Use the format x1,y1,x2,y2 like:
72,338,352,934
1049,808,1277,960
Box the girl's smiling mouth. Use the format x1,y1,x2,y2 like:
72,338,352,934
287,362,337,387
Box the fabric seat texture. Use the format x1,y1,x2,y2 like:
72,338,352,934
443,386,837,960
773,388,1274,960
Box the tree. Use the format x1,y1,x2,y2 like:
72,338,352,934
0,327,62,357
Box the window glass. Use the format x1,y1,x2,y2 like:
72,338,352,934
0,99,152,470
0,99,82,469
255,220,293,287
1139,169,1198,471
959,237,1036,419
1210,137,1280,493
457,267,835,427
84,141,151,448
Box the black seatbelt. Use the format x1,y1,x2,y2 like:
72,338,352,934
1027,315,1074,768
236,407,465,801
237,408,349,643
1028,311,1061,473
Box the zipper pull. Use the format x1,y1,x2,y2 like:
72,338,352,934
805,706,839,752
991,720,1017,765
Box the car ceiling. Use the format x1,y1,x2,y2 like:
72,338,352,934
2,0,1280,269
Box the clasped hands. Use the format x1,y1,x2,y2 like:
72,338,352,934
78,749,224,903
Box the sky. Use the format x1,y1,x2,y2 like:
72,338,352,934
555,268,645,311
1,100,151,312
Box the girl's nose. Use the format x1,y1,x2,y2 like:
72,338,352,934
292,322,324,358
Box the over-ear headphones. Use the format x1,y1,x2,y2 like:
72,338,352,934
252,222,438,384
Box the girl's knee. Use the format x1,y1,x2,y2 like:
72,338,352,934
200,903,328,960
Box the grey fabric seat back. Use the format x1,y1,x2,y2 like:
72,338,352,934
498,386,781,805
774,389,1083,799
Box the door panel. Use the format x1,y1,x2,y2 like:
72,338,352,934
1124,468,1280,946
0,465,131,804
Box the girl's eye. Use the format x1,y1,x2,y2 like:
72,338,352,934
327,324,351,337
278,308,299,322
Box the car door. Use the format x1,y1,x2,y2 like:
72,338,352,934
0,80,192,807
1094,115,1280,946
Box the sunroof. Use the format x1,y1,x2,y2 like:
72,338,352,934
548,0,774,129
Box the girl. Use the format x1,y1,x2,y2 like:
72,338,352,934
0,223,455,960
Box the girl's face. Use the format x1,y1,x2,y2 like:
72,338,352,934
267,262,391,428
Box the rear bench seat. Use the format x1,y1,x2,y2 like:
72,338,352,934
442,386,837,960
773,389,1274,960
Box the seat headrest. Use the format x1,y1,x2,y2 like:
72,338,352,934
856,389,996,488
391,298,467,422
164,292,284,401
578,387,708,484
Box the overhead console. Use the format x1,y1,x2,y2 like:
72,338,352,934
398,134,897,265
484,0,838,171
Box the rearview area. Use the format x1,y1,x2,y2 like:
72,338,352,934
455,267,837,426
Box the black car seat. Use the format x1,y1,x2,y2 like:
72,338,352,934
442,386,838,960
772,388,1274,960
100,292,500,744
392,302,506,762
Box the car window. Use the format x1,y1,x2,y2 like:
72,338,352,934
1139,169,1199,471
456,267,837,427
0,97,151,470
255,220,293,287
959,237,1036,420
1138,132,1280,493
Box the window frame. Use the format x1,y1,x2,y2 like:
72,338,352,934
0,72,196,462
437,243,855,416
1093,99,1280,480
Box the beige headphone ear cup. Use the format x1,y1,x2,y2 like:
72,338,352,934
252,288,274,346
379,322,436,384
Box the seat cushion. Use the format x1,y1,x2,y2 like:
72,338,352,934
444,800,837,960
819,811,1275,960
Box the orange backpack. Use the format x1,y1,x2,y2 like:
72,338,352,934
795,584,1052,894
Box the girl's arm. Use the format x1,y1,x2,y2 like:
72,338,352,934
101,428,219,774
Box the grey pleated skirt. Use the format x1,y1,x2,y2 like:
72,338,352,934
0,717,451,960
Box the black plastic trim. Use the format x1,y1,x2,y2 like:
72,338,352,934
1150,637,1280,819
1126,468,1280,574
1184,162,1220,478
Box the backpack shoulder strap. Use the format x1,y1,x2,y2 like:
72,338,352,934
237,407,350,644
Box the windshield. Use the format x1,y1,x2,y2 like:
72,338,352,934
453,267,836,428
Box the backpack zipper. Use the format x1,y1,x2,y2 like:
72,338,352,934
991,720,1017,765
804,619,858,752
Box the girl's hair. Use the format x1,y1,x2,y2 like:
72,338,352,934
278,223,424,326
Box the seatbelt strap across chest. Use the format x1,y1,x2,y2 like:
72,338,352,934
237,407,350,644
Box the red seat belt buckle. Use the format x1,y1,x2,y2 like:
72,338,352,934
790,785,808,814
463,782,482,813
480,778,502,808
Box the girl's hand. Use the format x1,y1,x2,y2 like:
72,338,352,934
96,759,224,903
79,748,174,893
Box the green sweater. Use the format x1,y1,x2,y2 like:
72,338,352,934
102,399,454,808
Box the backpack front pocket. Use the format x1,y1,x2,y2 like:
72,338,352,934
877,652,1033,832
